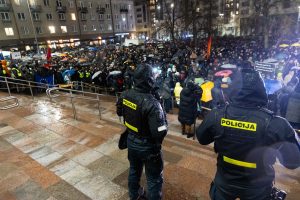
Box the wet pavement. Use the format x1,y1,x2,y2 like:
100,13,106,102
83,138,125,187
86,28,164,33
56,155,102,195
0,91,299,200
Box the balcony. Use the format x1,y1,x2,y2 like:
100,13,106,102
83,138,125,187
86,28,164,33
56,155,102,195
78,7,88,13
96,7,105,14
0,3,11,12
120,8,128,13
56,6,67,13
30,5,42,12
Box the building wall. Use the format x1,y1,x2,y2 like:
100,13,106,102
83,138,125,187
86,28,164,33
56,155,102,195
134,0,150,39
239,0,299,36
0,0,136,48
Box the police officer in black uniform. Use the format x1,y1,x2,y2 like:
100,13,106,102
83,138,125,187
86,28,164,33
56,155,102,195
117,64,168,200
196,65,300,200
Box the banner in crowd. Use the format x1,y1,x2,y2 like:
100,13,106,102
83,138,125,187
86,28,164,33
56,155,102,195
11,52,21,60
254,62,277,79
34,74,54,85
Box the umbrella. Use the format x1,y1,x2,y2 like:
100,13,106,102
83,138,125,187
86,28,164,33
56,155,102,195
88,47,98,51
92,70,102,80
274,52,288,60
291,43,300,47
263,79,282,95
220,64,237,69
61,57,68,62
279,44,289,48
214,70,233,77
262,58,278,63
109,71,122,76
79,58,88,63
62,69,75,78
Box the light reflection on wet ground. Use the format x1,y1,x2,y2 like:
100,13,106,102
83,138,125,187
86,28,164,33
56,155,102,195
0,92,299,200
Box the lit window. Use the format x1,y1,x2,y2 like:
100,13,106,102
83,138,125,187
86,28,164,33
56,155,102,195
71,13,76,20
92,25,96,31
108,24,112,30
61,26,67,33
4,27,14,36
49,26,55,33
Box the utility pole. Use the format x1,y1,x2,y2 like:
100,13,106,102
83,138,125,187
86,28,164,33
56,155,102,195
109,0,115,42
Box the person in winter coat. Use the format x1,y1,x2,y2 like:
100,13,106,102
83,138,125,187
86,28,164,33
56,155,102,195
211,79,226,109
159,78,172,113
196,67,300,200
178,81,202,138
174,82,183,106
284,82,300,129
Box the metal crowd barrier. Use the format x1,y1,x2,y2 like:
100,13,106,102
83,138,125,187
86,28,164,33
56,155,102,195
0,76,58,98
46,87,103,120
0,96,19,110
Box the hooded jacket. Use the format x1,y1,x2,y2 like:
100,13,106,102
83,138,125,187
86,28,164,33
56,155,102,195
196,68,300,194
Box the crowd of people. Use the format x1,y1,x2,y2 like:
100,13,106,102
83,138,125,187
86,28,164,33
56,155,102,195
0,36,299,128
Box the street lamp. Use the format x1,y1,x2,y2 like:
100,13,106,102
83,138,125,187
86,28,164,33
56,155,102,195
171,3,174,8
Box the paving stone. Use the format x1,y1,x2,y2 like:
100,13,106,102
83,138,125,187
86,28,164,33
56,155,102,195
0,191,17,200
36,152,63,167
13,180,50,200
2,131,26,143
29,146,55,160
60,165,92,185
0,171,30,194
72,149,103,166
109,149,128,164
87,155,128,180
18,141,44,154
0,138,14,151
46,180,92,200
50,140,77,154
74,174,127,200
63,144,89,159
23,161,61,189
12,136,34,148
0,126,16,136
162,149,183,164
46,196,58,200
49,159,78,176
0,163,19,181
93,135,119,155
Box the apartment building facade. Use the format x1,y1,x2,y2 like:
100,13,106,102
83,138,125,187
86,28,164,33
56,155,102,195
0,0,136,49
134,0,151,40
239,0,299,37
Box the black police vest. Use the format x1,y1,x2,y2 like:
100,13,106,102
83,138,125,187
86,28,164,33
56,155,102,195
215,105,274,182
122,91,151,138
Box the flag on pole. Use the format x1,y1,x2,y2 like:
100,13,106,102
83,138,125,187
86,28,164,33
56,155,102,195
206,36,212,60
46,48,51,62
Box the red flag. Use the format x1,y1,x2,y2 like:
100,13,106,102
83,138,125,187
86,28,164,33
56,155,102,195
46,48,51,62
206,36,212,59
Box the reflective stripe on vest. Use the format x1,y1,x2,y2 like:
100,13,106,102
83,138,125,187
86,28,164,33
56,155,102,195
223,156,257,169
86,72,91,77
2,70,6,74
221,118,257,132
79,72,84,79
123,99,137,110
125,121,138,132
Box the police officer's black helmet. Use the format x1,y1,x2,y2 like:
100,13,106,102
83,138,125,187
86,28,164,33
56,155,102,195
229,66,268,107
133,64,155,91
